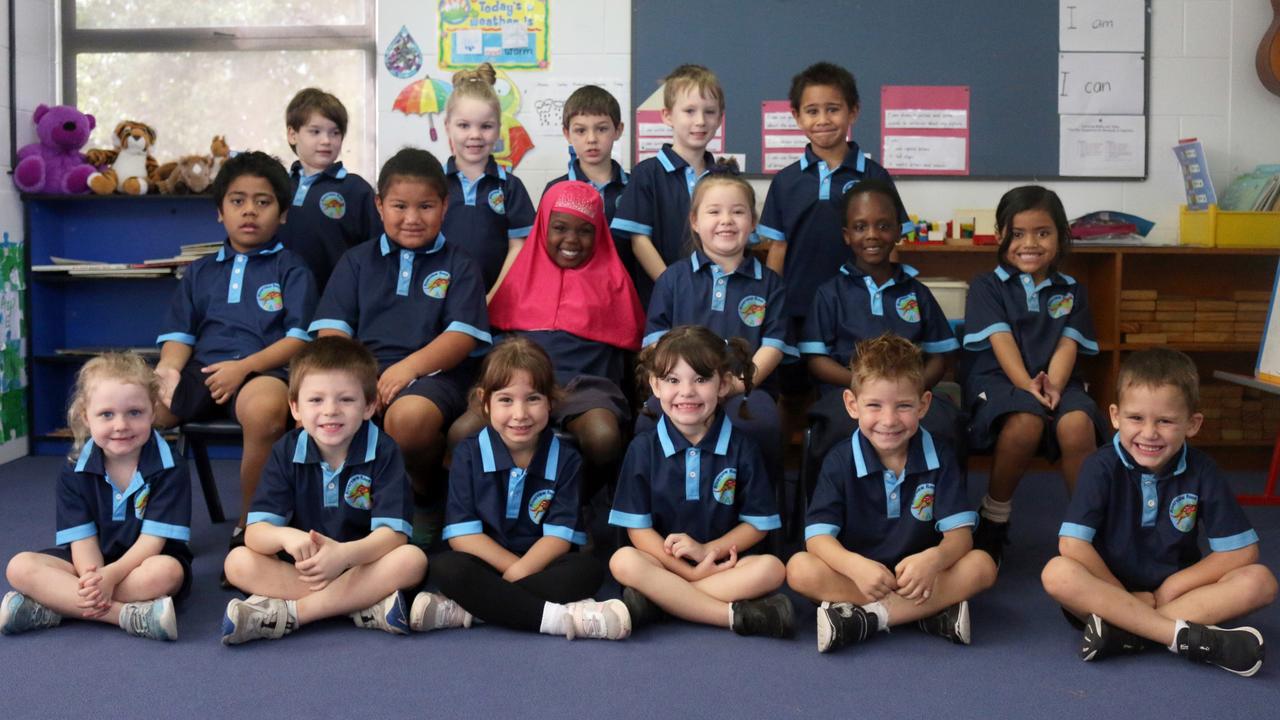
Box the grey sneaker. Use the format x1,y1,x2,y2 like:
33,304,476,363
350,591,410,635
564,599,631,640
1176,622,1265,677
409,591,472,632
118,596,177,641
0,591,62,635
816,601,875,652
221,595,295,645
917,600,971,645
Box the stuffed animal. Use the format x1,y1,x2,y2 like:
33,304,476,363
209,135,230,177
86,121,160,195
13,104,98,195
155,136,230,194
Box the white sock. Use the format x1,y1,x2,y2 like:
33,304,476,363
980,496,1013,523
1169,619,1188,652
861,601,890,631
285,599,299,629
539,602,569,635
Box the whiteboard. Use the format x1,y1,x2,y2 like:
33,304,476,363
1255,259,1280,383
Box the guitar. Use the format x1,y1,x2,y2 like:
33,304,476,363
1258,0,1280,95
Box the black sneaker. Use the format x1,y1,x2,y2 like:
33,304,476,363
1176,622,1265,677
730,593,795,639
220,527,247,590
1080,613,1148,661
816,602,877,653
972,518,1009,567
917,600,971,645
621,587,668,629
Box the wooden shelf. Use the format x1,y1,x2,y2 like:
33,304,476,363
895,241,1280,256
1120,343,1259,352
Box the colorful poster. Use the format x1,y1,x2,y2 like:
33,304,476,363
438,0,549,70
0,231,27,446
880,86,970,175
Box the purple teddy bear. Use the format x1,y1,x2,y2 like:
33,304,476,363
14,104,98,195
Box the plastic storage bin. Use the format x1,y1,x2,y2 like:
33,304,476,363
1179,204,1280,247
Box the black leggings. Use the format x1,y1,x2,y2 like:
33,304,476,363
429,550,605,632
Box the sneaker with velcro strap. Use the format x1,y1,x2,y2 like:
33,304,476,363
816,601,875,653
917,600,971,645
409,591,473,632
350,591,410,635
118,596,178,641
564,599,631,640
731,593,795,639
1176,622,1264,677
221,595,296,645
1080,613,1147,662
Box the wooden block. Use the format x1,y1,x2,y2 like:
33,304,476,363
1195,299,1237,312
1121,311,1157,322
1161,322,1195,332
1201,406,1223,419
1120,289,1158,300
1233,290,1272,302
1119,322,1141,333
1236,322,1266,333
1139,322,1165,333
1120,300,1156,312
1195,312,1237,323
1236,302,1270,313
1236,311,1269,322
1155,311,1195,322
1167,332,1198,343
1222,428,1245,440
1235,334,1263,344
1193,332,1232,343
1195,321,1235,332
1157,300,1197,311
1125,333,1167,344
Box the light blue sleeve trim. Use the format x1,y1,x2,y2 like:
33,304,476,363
140,520,191,542
247,512,287,527
286,328,313,342
55,522,97,545
963,322,1012,350
761,337,788,353
371,517,413,537
543,523,585,544
308,319,354,336
1058,522,1096,542
445,321,493,345
608,510,653,528
921,338,961,354
797,341,830,356
507,225,533,239
1061,327,1099,355
1208,529,1260,552
935,511,978,533
441,520,484,540
804,523,841,540
611,218,653,236
156,332,195,346
741,514,782,531
642,330,667,348
756,224,785,242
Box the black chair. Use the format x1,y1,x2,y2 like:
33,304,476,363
174,419,241,523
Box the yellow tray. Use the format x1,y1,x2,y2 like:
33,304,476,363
1180,204,1280,247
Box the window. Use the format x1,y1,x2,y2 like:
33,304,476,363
62,1,375,177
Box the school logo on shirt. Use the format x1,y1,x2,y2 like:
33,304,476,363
896,293,921,323
1047,293,1074,319
319,191,346,219
134,485,150,520
256,283,284,312
910,483,935,522
1169,493,1198,533
712,468,737,506
528,489,555,525
738,295,766,328
423,271,451,299
488,189,506,215
841,180,857,195
344,475,373,510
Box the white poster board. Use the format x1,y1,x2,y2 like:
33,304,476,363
1059,0,1146,52
1256,259,1280,383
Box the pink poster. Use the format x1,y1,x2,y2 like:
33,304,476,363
633,109,724,165
880,86,970,176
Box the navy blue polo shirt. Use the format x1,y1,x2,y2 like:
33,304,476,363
510,330,625,386
805,428,974,566
309,233,492,371
1061,435,1259,591
961,266,1099,381
758,142,910,321
444,427,586,554
278,161,381,293
157,240,317,367
645,252,797,364
442,156,535,291
799,262,959,395
248,421,413,542
544,156,629,224
610,412,781,541
56,431,191,556
611,144,716,304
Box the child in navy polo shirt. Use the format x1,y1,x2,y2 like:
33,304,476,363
310,148,491,547
961,186,1104,563
787,335,996,653
154,151,317,548
800,179,961,469
544,85,631,276
759,62,909,363
414,338,629,640
221,337,427,645
609,326,793,639
439,62,535,296
612,64,723,305
277,88,381,292
1042,349,1276,676
3,354,189,641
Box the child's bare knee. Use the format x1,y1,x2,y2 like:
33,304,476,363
5,552,38,589
1239,564,1278,606
1040,555,1079,599
785,552,823,593
755,554,786,587
390,544,429,585
139,555,184,594
223,546,256,585
971,551,999,590
608,547,642,584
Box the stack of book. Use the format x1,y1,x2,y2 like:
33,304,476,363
1119,290,1269,346
29,242,222,278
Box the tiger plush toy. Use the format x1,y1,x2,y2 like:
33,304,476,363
86,121,161,195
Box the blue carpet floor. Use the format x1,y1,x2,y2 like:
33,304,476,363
1,454,1278,719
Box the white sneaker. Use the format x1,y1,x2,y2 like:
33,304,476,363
564,599,631,641
350,591,410,635
0,591,62,635
118,596,177,641
221,595,295,645
409,591,472,632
